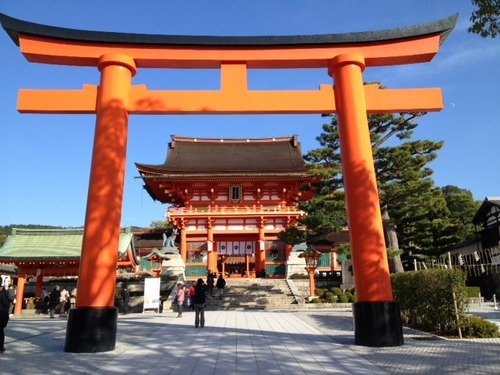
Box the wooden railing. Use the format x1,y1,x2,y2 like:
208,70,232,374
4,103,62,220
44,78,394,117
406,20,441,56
167,205,303,216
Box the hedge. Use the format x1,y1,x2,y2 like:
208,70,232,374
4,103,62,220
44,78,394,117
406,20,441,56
391,269,468,335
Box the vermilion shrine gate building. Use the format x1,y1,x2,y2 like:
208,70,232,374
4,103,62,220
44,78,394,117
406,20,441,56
136,135,315,279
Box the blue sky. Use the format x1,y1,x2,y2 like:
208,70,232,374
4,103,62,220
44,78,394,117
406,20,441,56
0,1,498,228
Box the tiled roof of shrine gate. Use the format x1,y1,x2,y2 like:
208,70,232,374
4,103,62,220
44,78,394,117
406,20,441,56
0,228,134,261
0,12,457,47
135,135,310,177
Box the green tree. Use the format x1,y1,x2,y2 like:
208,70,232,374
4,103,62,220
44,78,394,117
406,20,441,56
334,243,351,264
441,185,481,245
469,0,500,38
375,139,451,258
277,225,306,246
301,108,448,269
298,117,349,238
149,220,172,230
298,191,347,237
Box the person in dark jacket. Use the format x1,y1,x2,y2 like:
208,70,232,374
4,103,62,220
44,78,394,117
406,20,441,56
40,288,50,314
121,285,130,315
216,275,226,300
0,286,11,352
49,285,61,318
206,272,215,299
193,278,207,328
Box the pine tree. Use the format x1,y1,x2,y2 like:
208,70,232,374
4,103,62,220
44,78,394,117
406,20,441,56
469,0,500,38
441,185,482,245
300,109,448,270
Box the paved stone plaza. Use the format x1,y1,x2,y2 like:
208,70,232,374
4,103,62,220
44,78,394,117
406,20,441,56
1,305,499,374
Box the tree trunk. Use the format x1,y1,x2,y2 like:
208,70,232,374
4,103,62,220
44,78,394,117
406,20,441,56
382,205,404,273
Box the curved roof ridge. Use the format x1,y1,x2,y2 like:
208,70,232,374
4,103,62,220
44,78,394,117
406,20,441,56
11,228,84,235
0,13,457,47
171,135,297,144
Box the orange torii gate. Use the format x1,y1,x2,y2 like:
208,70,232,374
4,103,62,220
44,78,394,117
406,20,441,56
0,13,457,352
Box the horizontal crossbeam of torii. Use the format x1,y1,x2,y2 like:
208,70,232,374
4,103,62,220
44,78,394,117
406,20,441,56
0,13,457,352
0,13,457,114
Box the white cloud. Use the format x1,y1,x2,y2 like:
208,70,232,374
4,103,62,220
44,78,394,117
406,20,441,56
437,42,500,70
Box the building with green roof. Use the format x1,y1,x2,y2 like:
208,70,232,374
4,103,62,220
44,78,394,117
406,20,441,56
0,227,138,315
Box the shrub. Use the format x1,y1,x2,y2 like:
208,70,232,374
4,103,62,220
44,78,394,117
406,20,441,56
324,291,334,299
338,294,349,303
391,269,468,335
315,288,325,297
330,287,343,296
462,315,500,338
312,298,322,304
289,273,309,279
343,289,356,302
465,287,481,299
160,275,178,282
325,294,337,303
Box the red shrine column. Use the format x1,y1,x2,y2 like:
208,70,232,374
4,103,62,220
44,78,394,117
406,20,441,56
65,53,136,353
328,53,403,347
284,244,292,261
13,272,26,316
256,220,266,277
284,217,293,260
180,227,187,262
207,224,217,274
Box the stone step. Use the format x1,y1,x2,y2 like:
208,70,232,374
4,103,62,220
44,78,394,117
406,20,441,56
171,279,297,311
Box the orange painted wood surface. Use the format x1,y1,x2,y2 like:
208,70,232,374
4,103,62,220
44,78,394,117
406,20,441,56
18,83,443,115
19,33,441,68
76,54,135,308
330,54,393,302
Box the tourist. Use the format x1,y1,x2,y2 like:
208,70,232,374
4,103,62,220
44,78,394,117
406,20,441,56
216,274,226,300
206,272,214,299
40,288,50,314
7,285,16,317
0,286,10,353
187,281,196,311
193,278,206,328
175,283,185,318
121,285,130,315
59,288,70,314
70,288,77,309
49,285,61,318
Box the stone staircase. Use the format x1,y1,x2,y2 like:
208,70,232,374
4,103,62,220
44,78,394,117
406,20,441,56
170,278,299,311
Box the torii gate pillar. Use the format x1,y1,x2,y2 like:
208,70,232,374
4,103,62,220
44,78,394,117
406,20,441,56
65,54,136,353
329,54,402,346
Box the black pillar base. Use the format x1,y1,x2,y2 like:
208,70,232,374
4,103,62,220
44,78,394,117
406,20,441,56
353,301,404,347
64,307,118,353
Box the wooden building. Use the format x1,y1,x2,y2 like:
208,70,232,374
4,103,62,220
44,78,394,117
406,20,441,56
0,227,138,315
136,135,315,278
439,197,500,298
